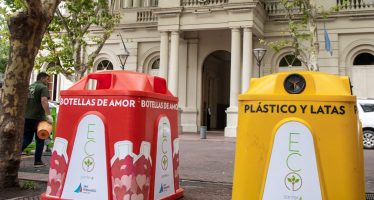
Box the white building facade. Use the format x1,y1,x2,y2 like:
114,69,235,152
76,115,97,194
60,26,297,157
51,0,374,137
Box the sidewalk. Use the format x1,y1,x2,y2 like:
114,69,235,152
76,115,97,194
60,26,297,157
17,131,374,200
18,131,235,200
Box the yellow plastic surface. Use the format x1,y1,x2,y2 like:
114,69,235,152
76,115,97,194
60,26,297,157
232,71,365,200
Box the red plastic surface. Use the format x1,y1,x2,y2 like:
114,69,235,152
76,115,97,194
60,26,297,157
42,71,183,200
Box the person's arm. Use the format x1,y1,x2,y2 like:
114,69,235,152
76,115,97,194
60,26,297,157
41,96,53,123
41,96,51,116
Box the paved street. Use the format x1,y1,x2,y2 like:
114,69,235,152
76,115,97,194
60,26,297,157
17,131,374,200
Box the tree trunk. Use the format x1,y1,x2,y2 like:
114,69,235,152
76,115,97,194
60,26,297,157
0,0,60,188
308,0,320,71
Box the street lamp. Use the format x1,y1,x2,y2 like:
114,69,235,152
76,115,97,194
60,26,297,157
117,33,130,70
253,48,267,77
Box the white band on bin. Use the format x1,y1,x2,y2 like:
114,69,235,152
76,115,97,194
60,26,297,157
52,137,69,163
138,141,152,165
111,141,134,166
173,138,179,157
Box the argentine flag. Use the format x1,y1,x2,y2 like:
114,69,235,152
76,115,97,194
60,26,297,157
324,24,333,56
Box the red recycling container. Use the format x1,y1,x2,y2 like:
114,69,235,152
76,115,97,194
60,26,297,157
41,71,184,200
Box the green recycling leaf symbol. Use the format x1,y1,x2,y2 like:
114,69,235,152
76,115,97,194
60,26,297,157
82,157,95,172
85,159,93,167
286,173,302,191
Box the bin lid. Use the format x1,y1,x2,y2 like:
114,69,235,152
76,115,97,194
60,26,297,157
60,71,177,101
239,71,355,102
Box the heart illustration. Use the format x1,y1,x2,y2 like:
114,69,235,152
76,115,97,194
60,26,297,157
131,193,144,200
113,185,127,200
50,151,68,175
130,174,138,193
124,194,131,200
121,175,132,192
48,178,61,196
136,174,146,190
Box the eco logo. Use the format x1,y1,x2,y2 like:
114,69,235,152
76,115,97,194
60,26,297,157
285,172,302,191
285,132,303,191
82,123,96,172
262,121,322,200
82,157,95,172
161,122,169,171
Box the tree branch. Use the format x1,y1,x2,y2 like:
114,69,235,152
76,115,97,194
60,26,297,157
41,0,61,20
26,0,43,15
87,31,110,66
56,8,73,36
81,5,102,34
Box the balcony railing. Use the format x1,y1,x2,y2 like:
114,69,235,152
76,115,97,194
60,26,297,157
137,10,157,22
122,0,158,8
337,0,374,10
264,0,303,15
181,0,228,7
264,0,374,15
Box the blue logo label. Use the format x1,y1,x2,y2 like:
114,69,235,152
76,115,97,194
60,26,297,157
159,184,164,193
74,183,82,193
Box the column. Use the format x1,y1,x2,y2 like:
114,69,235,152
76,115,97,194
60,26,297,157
114,0,121,10
168,31,180,96
242,27,253,93
159,31,169,81
133,0,141,7
124,0,133,8
183,39,199,132
229,28,241,107
143,0,151,7
225,27,241,137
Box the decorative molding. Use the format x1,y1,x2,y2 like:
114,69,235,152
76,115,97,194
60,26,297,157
223,2,257,10
139,46,160,73
340,39,374,75
152,7,183,15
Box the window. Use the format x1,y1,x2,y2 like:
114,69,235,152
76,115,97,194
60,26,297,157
151,58,160,69
360,104,374,112
46,62,59,101
279,54,302,67
97,60,113,70
353,53,374,65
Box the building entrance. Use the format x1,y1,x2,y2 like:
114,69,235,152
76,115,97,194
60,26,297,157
350,52,374,98
201,50,230,130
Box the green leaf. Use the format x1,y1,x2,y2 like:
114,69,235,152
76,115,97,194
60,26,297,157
35,0,120,80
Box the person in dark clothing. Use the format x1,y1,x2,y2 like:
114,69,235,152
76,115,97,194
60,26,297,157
22,72,52,167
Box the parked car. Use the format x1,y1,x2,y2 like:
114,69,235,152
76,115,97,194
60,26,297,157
357,98,374,149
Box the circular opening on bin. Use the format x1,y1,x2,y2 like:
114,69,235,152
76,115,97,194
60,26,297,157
284,73,306,94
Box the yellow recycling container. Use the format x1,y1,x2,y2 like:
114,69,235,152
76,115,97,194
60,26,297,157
232,71,365,200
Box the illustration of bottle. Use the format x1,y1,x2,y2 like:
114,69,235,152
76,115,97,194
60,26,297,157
111,141,134,200
46,137,69,197
134,142,152,200
111,140,152,200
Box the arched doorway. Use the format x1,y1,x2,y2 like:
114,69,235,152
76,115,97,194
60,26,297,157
350,52,374,98
201,50,230,130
